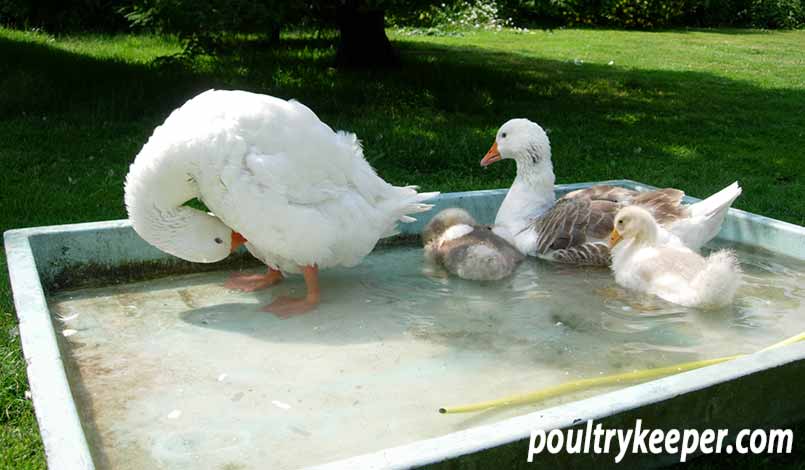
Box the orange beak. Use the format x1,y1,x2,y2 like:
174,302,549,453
480,141,502,167
608,229,623,248
231,231,247,253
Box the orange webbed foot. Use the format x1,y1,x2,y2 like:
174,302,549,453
262,296,319,318
262,265,320,318
224,269,283,292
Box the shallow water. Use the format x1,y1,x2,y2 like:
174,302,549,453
49,241,805,469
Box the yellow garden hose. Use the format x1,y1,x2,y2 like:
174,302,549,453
438,331,805,415
757,331,805,352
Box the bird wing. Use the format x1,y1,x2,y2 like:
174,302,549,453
564,185,688,224
214,97,392,208
629,188,689,224
240,151,349,205
563,185,638,203
521,184,709,266
529,197,616,266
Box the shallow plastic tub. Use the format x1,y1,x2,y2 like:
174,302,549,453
5,180,805,469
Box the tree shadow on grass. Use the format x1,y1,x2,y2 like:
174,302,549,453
0,36,206,121
0,33,803,224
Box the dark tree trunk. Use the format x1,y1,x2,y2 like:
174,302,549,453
335,5,399,68
269,20,282,44
263,21,281,45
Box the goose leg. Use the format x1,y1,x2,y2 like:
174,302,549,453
263,265,320,318
225,268,283,291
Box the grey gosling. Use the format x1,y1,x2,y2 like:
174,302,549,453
422,208,524,281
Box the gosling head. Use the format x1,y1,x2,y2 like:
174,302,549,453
610,206,660,248
422,208,477,246
480,118,552,169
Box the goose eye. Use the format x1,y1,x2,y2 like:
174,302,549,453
214,237,223,244
617,220,623,226
501,132,507,138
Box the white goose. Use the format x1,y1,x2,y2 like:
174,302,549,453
609,206,741,308
481,119,742,265
125,89,437,316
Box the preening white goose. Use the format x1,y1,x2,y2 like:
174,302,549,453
125,89,438,316
422,208,524,281
609,206,741,309
481,118,742,265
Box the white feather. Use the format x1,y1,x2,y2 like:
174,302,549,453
439,224,475,243
666,182,742,250
124,89,439,273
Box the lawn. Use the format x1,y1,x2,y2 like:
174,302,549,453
1,26,803,468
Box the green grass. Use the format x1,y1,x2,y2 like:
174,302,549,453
1,26,804,468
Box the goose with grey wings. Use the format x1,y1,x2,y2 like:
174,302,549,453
481,118,742,265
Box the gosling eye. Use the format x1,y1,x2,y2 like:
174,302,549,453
501,132,507,138
214,237,223,244
617,220,624,226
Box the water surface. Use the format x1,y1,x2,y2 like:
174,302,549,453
49,241,805,469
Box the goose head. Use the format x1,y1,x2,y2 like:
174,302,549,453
480,119,552,171
610,206,660,248
128,204,245,263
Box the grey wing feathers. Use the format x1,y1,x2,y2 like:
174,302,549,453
525,185,691,266
533,198,590,253
531,197,616,266
564,185,688,224
548,244,611,265
563,185,637,203
629,188,688,224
